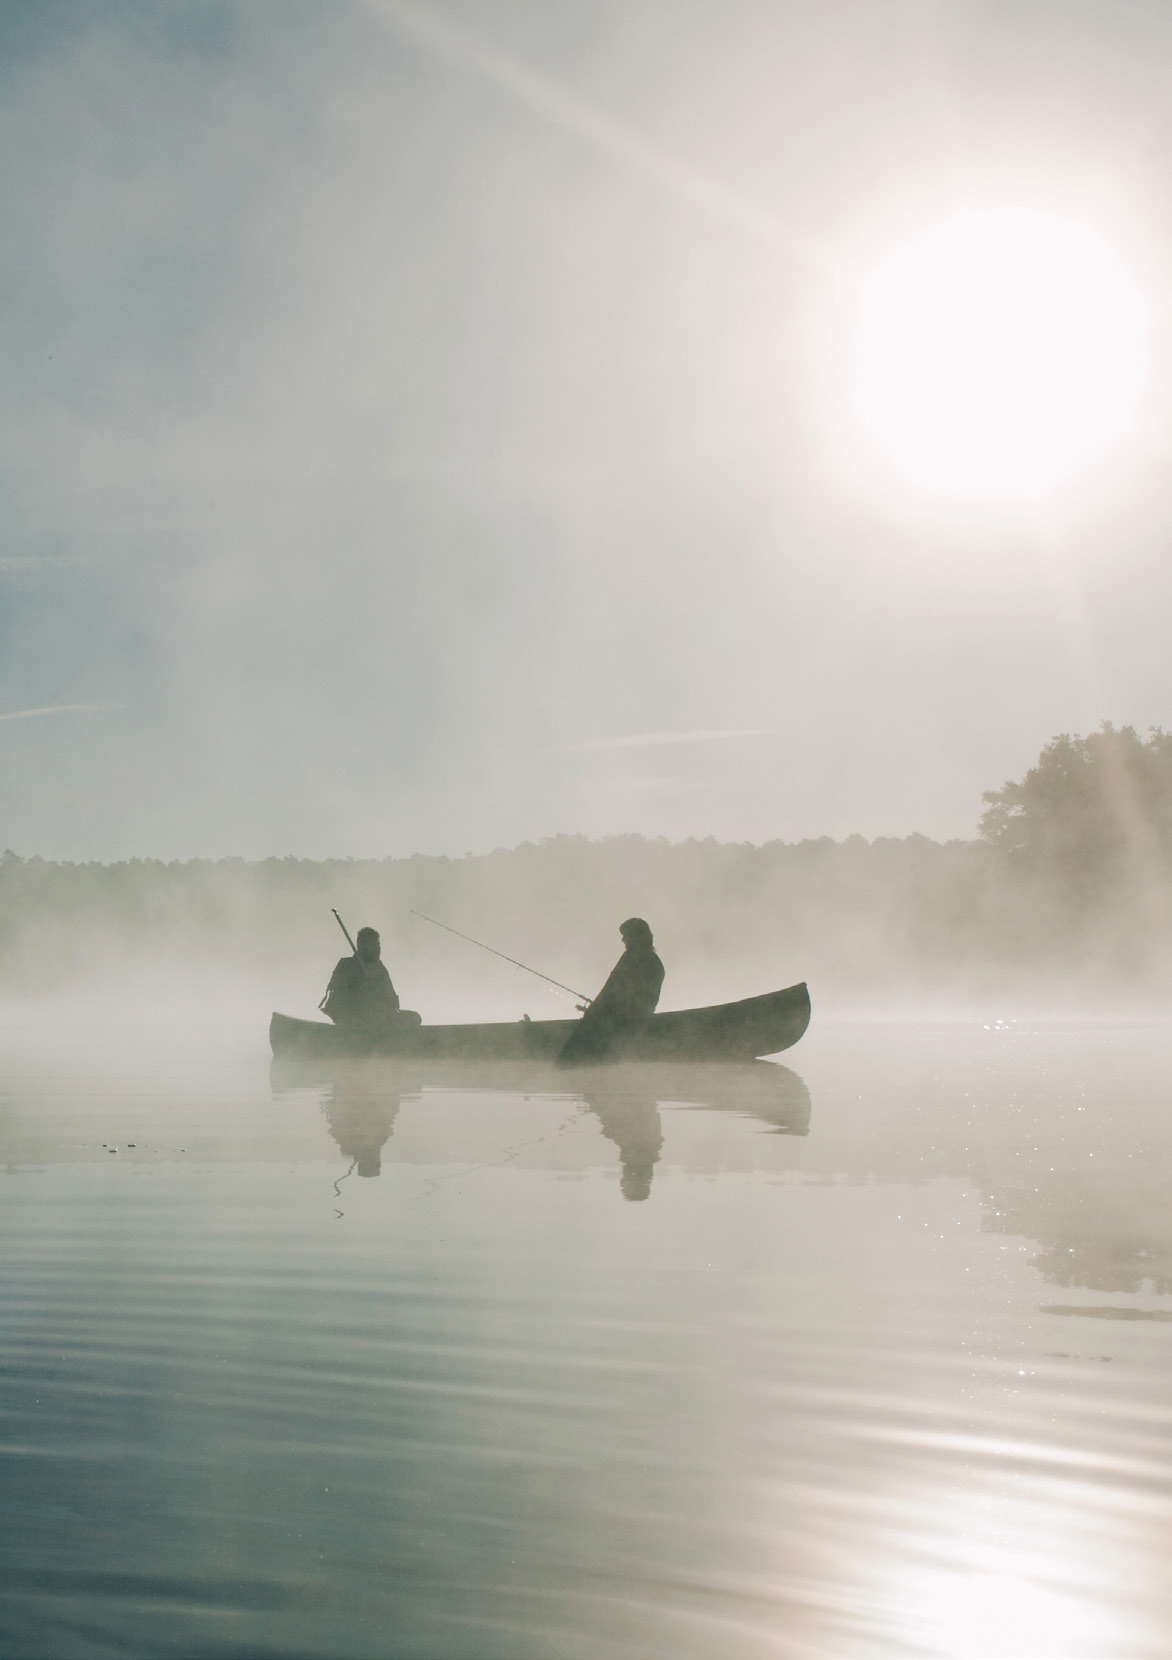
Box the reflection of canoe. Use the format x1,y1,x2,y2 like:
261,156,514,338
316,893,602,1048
269,982,810,1065
270,1055,813,1150
272,1056,812,1205
577,1059,812,1138
270,1054,811,1135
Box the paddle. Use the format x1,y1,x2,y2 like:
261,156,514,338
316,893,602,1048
319,909,363,1012
331,908,358,955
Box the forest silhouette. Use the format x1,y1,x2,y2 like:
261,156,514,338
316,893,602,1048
4,725,1172,1004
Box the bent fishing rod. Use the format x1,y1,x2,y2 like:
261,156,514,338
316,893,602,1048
409,910,591,1005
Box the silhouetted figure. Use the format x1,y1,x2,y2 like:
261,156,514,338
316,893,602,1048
560,917,665,1064
320,926,420,1049
589,917,665,1020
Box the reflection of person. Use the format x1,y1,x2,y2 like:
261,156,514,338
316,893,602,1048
561,918,664,1063
323,1079,401,1178
320,926,419,1047
584,1087,663,1201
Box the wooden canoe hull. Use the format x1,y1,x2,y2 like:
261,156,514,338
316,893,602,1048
269,982,810,1065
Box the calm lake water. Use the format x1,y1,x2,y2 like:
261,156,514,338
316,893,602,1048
1,1015,1170,1658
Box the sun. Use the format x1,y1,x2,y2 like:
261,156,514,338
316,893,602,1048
856,209,1147,497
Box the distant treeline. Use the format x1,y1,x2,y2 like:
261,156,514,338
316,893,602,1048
4,724,1172,1007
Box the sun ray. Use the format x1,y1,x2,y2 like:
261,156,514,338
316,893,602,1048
368,0,849,282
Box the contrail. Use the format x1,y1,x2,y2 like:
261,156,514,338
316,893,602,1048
366,0,850,284
0,555,95,570
0,703,121,722
576,727,773,750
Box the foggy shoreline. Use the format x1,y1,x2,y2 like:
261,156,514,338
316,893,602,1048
5,819,1171,1015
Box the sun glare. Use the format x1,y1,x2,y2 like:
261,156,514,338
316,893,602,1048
857,209,1147,497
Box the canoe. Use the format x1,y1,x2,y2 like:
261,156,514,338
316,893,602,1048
269,981,810,1065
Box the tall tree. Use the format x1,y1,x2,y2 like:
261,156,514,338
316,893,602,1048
980,723,1172,891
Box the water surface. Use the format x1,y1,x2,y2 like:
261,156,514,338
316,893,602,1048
1,1017,1170,1657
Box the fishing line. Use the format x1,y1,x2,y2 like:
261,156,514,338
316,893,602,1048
409,910,590,1003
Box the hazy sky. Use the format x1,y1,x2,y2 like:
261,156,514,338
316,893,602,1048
2,0,1171,859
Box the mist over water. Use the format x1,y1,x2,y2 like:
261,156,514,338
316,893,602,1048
9,748,1172,1022
2,1014,1170,1658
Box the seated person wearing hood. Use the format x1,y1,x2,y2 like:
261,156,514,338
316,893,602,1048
320,926,419,1044
561,918,664,1062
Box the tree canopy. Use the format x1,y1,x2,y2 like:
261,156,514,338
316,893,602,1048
980,723,1172,886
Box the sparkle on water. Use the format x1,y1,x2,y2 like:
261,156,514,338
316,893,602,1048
1,1014,1170,1658
857,209,1148,497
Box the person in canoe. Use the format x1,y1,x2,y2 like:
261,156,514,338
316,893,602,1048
320,926,420,1048
560,917,665,1063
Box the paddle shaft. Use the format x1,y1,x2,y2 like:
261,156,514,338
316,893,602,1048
332,908,359,955
320,908,366,1011
409,910,590,1003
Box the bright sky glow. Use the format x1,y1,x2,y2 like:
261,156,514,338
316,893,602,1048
857,210,1148,497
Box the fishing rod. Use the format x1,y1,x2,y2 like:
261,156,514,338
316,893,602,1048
409,910,591,1004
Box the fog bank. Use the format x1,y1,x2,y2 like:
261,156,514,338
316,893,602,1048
4,825,1170,1023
